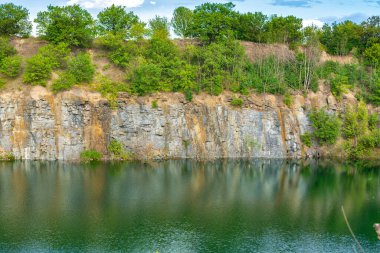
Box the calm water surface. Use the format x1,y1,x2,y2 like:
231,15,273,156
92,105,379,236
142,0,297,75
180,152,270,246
0,159,380,252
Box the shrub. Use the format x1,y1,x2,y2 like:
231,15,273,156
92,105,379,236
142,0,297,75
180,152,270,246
23,54,52,85
51,73,76,92
80,149,102,162
368,114,378,131
38,43,70,69
151,100,158,109
0,37,16,60
108,139,131,160
130,62,161,95
0,77,5,88
231,97,243,107
0,55,22,78
95,75,128,108
330,74,350,98
284,93,293,107
300,132,312,147
309,108,340,144
67,53,95,83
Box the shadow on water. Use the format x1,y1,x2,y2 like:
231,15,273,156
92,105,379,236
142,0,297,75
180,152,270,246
0,159,380,252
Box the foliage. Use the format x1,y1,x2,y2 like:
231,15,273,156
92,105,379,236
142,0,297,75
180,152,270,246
97,4,139,38
342,102,368,139
363,43,380,67
0,77,5,89
368,114,378,131
51,73,76,92
149,16,170,39
265,15,303,44
301,132,312,147
80,149,102,162
283,93,293,107
0,37,16,61
67,53,95,83
151,100,158,109
130,61,161,95
35,5,95,47
0,3,32,37
330,74,350,98
230,97,243,107
236,12,267,42
23,43,70,86
320,21,362,56
108,139,131,160
0,55,22,78
190,2,237,43
23,54,53,85
95,75,128,108
309,109,340,144
172,7,194,39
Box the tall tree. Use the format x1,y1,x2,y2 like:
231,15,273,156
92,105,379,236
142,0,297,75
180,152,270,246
35,5,95,47
171,7,194,39
0,3,32,37
265,15,303,44
190,2,238,44
97,5,139,38
236,12,267,43
149,16,170,39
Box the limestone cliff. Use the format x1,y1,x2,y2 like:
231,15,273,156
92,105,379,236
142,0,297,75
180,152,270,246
0,86,375,160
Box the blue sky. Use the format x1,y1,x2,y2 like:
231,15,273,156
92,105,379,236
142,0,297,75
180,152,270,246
5,0,380,29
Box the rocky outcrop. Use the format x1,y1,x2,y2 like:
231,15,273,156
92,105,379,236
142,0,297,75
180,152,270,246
0,86,368,161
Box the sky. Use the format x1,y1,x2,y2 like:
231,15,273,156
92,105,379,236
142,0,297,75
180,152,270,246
4,0,380,33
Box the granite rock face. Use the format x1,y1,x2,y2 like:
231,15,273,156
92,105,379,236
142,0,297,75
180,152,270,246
0,87,321,160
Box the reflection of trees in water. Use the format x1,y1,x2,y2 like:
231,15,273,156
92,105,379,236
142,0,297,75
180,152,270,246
0,159,380,246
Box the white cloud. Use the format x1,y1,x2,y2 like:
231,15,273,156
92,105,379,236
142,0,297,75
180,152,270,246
150,1,156,5
67,0,145,9
302,19,324,28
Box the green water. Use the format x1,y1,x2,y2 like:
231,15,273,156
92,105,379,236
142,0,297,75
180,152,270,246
0,160,380,252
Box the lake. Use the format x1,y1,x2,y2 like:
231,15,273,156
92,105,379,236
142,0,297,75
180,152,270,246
0,160,379,252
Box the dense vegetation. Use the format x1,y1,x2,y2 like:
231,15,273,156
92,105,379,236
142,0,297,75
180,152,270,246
0,2,378,159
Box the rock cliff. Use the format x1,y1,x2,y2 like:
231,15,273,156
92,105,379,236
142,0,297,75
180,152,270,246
0,86,373,160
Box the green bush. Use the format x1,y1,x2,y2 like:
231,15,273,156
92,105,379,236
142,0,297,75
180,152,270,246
67,53,95,83
51,73,76,92
80,149,102,162
0,55,22,78
130,62,161,95
300,132,312,147
330,74,350,98
231,97,243,107
151,100,158,109
0,77,5,88
284,93,293,107
95,75,128,108
108,139,131,160
38,43,70,69
309,108,340,144
23,54,52,85
0,37,16,60
368,114,378,131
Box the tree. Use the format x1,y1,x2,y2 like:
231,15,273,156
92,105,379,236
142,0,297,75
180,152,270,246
97,5,139,38
320,21,362,55
265,15,303,45
363,43,380,67
309,109,340,144
190,2,238,43
149,16,170,39
0,3,32,37
171,7,193,39
35,5,95,47
236,12,267,42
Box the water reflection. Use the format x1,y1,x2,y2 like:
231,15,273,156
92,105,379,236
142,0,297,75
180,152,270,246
0,160,379,252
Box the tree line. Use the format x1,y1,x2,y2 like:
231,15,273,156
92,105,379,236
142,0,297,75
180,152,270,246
0,2,379,104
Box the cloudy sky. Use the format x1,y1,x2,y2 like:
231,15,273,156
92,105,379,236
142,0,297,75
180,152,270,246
6,0,380,29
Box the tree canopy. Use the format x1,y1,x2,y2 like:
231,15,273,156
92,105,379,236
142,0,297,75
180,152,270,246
0,3,31,37
35,5,95,47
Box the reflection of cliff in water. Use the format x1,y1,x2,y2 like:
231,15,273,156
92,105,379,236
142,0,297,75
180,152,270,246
0,160,379,251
